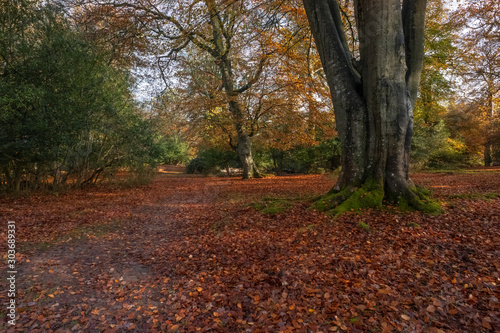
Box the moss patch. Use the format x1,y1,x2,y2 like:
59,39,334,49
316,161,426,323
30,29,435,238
313,179,384,217
296,224,316,235
253,197,293,214
358,222,370,231
403,187,443,215
448,192,499,200
313,180,442,217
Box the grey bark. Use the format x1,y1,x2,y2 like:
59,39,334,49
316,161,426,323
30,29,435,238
206,0,263,179
303,0,427,200
484,92,494,166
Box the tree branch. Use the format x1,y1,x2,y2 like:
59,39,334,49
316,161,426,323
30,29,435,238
327,0,360,80
234,56,266,94
302,0,361,105
402,0,427,108
110,1,217,57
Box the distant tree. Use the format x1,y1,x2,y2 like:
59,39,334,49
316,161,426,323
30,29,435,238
411,0,456,166
451,1,500,165
445,102,485,158
415,0,454,126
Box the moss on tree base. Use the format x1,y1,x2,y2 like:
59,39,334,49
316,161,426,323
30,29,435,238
313,179,384,217
313,180,442,217
397,186,442,215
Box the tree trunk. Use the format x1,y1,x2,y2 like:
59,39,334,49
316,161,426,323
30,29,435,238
237,134,254,179
484,144,492,167
228,97,261,179
303,0,440,215
484,91,494,166
235,134,262,179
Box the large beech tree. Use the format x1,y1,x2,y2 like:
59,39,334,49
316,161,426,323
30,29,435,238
303,0,440,214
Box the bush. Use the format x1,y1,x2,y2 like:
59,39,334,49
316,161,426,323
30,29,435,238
186,149,240,175
186,156,210,174
262,138,341,174
162,134,190,165
411,120,450,168
0,5,169,192
425,138,481,169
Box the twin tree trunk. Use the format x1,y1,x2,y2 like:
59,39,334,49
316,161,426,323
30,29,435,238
230,101,260,179
303,0,440,214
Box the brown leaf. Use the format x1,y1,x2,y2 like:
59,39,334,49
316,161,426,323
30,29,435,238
482,319,492,330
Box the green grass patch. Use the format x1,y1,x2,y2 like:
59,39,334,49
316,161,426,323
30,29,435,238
448,192,499,200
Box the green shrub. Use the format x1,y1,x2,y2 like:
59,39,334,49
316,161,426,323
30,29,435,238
261,138,341,174
0,5,169,191
186,156,211,174
186,149,240,175
411,120,450,168
425,138,481,169
161,134,190,165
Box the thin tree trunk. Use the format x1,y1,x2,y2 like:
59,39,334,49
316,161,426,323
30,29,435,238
484,144,492,167
484,91,494,166
229,99,260,179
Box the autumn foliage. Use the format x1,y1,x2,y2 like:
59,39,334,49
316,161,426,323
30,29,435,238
1,0,499,331
1,169,499,332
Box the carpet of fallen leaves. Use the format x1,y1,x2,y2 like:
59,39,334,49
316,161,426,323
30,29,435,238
0,167,499,332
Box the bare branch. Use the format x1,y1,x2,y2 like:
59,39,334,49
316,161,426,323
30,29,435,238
234,56,266,94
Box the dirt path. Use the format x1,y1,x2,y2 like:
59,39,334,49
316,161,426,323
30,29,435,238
1,175,229,332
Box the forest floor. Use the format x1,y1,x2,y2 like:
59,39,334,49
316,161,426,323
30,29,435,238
1,167,499,332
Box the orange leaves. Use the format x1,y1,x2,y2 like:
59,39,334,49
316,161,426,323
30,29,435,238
175,312,185,322
4,170,500,332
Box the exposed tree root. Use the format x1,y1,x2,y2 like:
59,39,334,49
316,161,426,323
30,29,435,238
313,179,442,217
397,186,442,215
